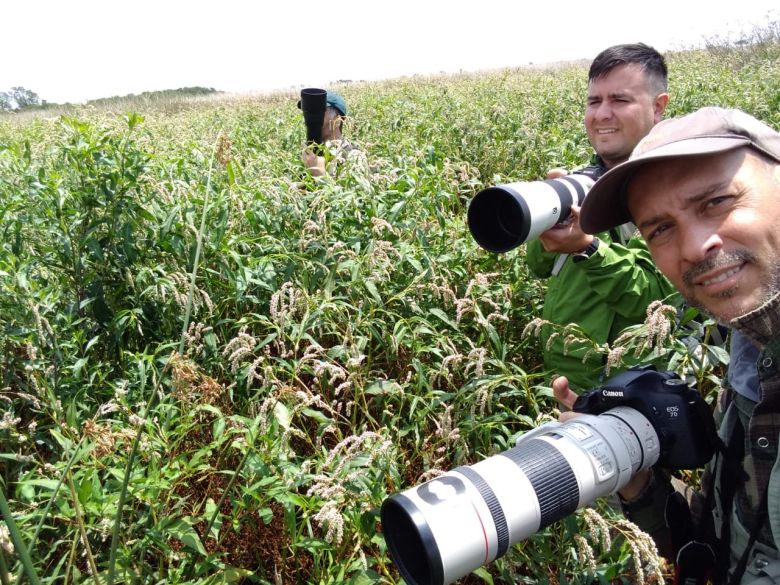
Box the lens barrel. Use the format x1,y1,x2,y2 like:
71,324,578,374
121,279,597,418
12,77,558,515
467,174,595,253
381,406,659,585
300,88,327,144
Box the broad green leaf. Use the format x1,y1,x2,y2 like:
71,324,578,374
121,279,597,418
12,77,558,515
471,567,494,584
429,308,457,329
365,380,402,396
205,498,222,539
274,401,291,430
706,344,730,365
164,517,207,555
225,160,235,185
364,279,382,304
72,357,88,379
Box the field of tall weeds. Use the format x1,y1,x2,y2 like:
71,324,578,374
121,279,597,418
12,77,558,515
1,30,779,584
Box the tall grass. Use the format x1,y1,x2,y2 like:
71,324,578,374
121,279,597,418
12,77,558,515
1,30,779,584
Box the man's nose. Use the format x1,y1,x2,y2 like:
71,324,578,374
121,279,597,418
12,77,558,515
595,101,613,120
681,224,723,264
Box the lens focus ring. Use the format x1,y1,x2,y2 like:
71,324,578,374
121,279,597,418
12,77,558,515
502,438,580,529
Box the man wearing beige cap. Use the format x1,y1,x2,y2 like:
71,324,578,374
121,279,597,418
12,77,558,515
556,107,780,584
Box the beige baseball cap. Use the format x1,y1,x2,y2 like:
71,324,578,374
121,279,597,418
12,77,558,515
580,107,780,234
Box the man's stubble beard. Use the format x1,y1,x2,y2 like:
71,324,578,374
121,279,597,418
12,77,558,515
680,249,780,324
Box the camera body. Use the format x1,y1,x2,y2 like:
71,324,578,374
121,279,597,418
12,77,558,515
380,365,717,585
572,364,717,470
467,165,605,253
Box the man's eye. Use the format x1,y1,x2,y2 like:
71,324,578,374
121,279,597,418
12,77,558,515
705,195,733,209
648,224,670,241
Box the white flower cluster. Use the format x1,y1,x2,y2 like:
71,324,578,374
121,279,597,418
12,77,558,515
0,410,21,431
305,431,392,545
0,522,13,555
222,326,258,373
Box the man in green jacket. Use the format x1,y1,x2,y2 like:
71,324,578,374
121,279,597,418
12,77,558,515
525,43,677,390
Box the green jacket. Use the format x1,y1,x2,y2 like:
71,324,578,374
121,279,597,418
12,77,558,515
525,230,678,391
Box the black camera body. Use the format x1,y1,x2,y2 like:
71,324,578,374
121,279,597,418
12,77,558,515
573,364,717,470
572,164,607,182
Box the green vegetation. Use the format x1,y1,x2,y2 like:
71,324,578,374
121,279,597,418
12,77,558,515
1,31,779,584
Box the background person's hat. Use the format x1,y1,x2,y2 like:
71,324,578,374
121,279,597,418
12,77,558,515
580,107,780,234
325,91,347,116
296,90,348,116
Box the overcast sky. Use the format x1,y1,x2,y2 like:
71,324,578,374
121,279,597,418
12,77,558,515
3,0,777,104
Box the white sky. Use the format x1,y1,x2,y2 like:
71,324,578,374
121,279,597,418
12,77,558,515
2,0,778,104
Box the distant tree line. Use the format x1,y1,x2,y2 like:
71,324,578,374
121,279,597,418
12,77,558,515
0,86,43,111
85,86,220,106
0,86,220,112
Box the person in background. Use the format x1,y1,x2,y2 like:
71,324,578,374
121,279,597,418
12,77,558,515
559,107,780,583
525,43,677,391
299,91,359,178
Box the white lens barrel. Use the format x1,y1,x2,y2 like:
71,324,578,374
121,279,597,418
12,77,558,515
501,173,595,243
381,406,660,585
467,173,595,252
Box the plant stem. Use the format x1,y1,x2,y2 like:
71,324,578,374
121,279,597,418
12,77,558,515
183,415,262,580
0,549,10,585
107,355,166,585
0,488,41,585
64,531,79,585
66,471,102,585
178,138,218,355
15,438,87,584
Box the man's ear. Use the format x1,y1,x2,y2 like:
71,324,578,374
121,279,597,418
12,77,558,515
654,92,670,122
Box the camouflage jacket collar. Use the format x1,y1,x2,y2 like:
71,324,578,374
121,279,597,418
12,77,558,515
732,291,780,351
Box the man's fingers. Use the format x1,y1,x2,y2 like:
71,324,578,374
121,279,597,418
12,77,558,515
547,167,569,179
552,375,578,410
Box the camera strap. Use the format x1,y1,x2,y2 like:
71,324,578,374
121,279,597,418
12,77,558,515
716,408,771,585
674,538,717,585
667,410,769,585
551,253,569,276
668,478,717,584
727,489,768,585
713,415,745,583
671,410,739,585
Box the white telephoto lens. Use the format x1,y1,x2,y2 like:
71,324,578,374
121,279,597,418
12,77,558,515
381,405,660,585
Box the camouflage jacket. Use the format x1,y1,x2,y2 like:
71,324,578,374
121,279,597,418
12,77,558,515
622,290,780,583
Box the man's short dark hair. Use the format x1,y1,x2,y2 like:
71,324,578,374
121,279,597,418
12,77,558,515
588,43,668,95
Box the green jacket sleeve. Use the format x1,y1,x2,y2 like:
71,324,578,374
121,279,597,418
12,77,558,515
525,239,558,279
572,234,680,320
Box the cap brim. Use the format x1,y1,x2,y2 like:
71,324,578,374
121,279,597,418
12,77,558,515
580,135,751,234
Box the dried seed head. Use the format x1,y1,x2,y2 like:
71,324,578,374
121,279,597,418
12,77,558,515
216,132,233,166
